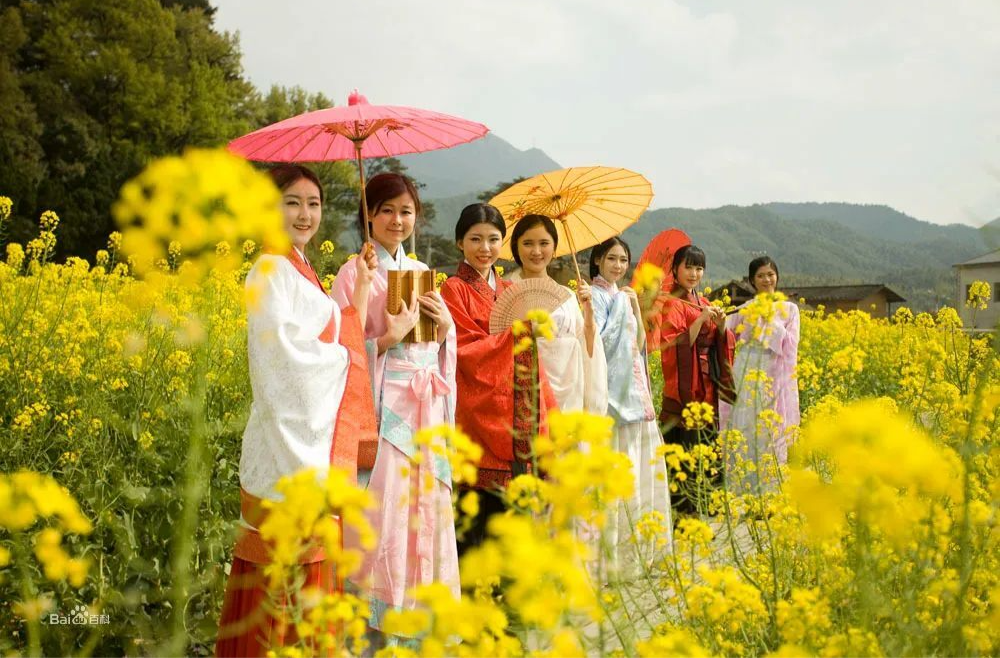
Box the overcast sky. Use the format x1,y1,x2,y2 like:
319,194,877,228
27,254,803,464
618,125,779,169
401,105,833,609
212,0,999,227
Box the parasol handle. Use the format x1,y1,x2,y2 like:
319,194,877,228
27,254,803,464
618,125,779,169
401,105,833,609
354,141,372,245
561,219,584,286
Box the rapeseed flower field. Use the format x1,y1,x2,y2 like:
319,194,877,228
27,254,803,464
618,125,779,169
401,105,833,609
0,150,997,657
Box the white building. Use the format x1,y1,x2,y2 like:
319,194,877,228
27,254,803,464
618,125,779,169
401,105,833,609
954,248,1000,330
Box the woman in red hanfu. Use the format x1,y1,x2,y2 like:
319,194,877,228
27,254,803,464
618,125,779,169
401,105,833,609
215,165,378,658
439,203,559,551
649,245,735,512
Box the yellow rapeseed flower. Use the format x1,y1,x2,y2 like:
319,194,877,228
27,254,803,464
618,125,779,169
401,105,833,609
631,262,664,296
39,210,59,231
966,280,991,311
682,401,714,430
112,148,288,280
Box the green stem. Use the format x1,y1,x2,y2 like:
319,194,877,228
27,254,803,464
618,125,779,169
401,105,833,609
160,354,210,657
14,536,42,658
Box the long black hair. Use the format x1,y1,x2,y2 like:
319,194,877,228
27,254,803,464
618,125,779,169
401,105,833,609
670,244,707,278
510,214,558,267
356,173,422,243
748,255,779,289
455,203,506,242
589,236,631,279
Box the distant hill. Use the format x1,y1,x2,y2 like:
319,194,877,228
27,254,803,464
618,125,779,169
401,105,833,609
417,200,984,311
982,217,1000,250
398,133,561,198
618,206,983,311
763,202,984,247
390,135,989,311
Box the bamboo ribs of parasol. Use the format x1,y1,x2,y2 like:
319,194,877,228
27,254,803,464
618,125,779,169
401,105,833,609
491,166,654,285
227,89,490,246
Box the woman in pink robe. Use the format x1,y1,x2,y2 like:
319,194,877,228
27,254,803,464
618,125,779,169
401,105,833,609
329,173,458,647
719,256,800,493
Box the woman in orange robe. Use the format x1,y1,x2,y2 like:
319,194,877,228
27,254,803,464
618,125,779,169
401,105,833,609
649,245,735,513
439,203,558,550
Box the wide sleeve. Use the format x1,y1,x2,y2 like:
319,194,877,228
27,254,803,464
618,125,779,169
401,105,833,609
329,256,357,311
329,256,381,405
780,303,800,361
659,298,691,350
578,305,608,415
440,280,518,462
725,307,745,336
241,257,350,499
439,309,459,425
591,287,612,335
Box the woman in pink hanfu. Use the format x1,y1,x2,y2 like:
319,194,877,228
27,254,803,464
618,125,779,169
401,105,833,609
329,173,458,645
719,256,800,493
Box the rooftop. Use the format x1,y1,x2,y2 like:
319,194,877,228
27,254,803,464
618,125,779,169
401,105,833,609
792,284,906,303
955,248,1000,267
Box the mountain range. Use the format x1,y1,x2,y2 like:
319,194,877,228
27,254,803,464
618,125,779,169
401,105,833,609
394,134,992,311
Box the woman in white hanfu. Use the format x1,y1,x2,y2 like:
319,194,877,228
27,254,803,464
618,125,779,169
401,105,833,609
589,237,671,565
217,164,379,658
506,214,608,415
329,173,459,646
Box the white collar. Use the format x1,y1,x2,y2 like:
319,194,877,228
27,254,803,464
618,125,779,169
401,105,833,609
375,241,405,270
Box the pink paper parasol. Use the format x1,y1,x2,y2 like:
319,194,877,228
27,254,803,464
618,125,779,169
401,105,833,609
228,90,489,243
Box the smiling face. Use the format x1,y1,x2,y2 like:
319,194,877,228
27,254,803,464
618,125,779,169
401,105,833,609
458,222,503,277
753,263,778,294
674,259,705,292
281,178,323,250
598,244,629,284
370,192,416,255
516,225,556,277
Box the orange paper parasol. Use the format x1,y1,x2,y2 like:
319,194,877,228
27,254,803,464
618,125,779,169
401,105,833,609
489,166,653,281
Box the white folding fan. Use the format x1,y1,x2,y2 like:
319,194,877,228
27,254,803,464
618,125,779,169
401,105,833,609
489,278,573,335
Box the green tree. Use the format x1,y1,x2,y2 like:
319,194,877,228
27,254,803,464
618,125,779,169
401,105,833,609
477,176,526,203
159,0,215,17
0,0,257,256
0,8,44,222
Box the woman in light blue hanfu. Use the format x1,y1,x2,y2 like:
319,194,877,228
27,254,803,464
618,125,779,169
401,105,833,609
589,237,671,564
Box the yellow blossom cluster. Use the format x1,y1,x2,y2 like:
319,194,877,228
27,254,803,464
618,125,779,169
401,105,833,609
381,582,522,657
630,262,664,296
966,280,991,311
787,399,964,544
0,471,93,589
681,401,714,429
258,468,375,589
112,147,289,282
512,308,556,356
413,424,483,487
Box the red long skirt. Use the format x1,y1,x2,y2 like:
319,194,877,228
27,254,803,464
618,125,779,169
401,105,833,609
215,557,338,658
